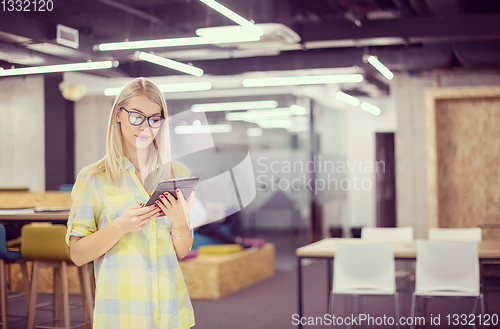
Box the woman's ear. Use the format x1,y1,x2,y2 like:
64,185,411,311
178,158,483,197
116,108,121,123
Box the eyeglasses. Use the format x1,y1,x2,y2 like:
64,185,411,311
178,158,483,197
120,107,165,129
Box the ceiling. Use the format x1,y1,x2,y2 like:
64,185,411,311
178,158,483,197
1,0,500,80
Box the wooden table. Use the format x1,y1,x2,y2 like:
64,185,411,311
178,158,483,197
0,211,70,224
295,238,500,329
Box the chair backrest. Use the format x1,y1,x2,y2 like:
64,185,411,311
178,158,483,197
428,228,482,242
0,225,8,258
415,240,479,296
361,227,413,242
21,224,71,261
333,239,395,294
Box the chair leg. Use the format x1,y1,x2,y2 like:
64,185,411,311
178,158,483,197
394,292,400,329
77,266,88,327
410,293,416,329
0,259,8,329
79,264,94,329
328,291,334,329
53,266,62,327
19,260,31,305
27,261,40,329
61,262,71,329
480,294,486,329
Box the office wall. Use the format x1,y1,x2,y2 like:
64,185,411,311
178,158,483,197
74,95,112,176
0,76,45,192
394,70,500,238
299,84,397,234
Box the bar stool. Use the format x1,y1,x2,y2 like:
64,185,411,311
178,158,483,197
0,224,31,329
21,224,93,329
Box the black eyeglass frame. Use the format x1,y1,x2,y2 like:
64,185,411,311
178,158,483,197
120,106,166,129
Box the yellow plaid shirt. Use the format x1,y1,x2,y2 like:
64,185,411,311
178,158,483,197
65,157,195,329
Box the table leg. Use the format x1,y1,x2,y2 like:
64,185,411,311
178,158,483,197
298,256,303,329
327,258,332,313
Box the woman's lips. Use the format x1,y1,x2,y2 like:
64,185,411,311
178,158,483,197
136,135,150,141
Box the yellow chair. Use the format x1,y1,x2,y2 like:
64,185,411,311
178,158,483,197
21,224,93,329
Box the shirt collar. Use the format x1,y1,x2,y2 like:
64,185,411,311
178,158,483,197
122,156,134,171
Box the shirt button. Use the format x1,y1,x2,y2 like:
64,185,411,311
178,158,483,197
154,309,158,314
154,274,157,278
152,256,156,261
154,292,158,297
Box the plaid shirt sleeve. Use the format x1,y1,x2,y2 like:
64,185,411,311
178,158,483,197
65,170,101,246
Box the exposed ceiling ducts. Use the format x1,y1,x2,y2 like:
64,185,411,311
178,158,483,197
0,0,500,78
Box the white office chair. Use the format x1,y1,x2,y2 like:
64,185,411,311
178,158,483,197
411,240,484,329
428,227,482,242
329,240,399,328
361,227,414,289
361,227,413,241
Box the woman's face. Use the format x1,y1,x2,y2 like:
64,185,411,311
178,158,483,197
117,95,163,151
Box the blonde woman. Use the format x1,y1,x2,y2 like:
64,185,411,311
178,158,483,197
66,77,196,328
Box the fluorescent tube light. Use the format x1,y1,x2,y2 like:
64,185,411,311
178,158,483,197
198,0,263,36
255,117,308,129
335,92,360,106
196,25,263,38
366,55,393,80
135,51,203,77
247,127,263,137
290,105,306,115
360,102,381,116
257,119,293,128
0,61,116,77
174,124,232,134
97,34,260,51
286,126,309,132
191,100,278,112
105,82,212,96
242,74,364,87
226,108,292,121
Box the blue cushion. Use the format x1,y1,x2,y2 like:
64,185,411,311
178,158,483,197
3,250,22,260
192,224,230,249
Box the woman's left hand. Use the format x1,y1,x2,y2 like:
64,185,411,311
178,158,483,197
156,189,195,229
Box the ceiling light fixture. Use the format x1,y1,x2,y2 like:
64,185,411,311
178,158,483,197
0,61,117,77
191,100,278,112
365,55,394,80
335,91,381,116
226,108,292,121
246,127,263,137
290,105,306,115
135,51,204,77
360,102,381,116
242,74,364,87
198,0,264,36
104,82,212,96
335,92,361,107
174,124,232,134
97,33,261,51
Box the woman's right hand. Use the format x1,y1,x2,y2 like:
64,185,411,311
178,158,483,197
113,203,160,234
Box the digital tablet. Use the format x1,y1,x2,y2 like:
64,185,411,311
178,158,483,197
145,177,199,207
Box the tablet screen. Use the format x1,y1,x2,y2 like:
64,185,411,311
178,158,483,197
145,177,199,207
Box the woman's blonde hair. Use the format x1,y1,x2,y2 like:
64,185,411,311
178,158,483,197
88,77,183,193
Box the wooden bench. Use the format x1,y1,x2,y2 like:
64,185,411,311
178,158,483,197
180,243,275,299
